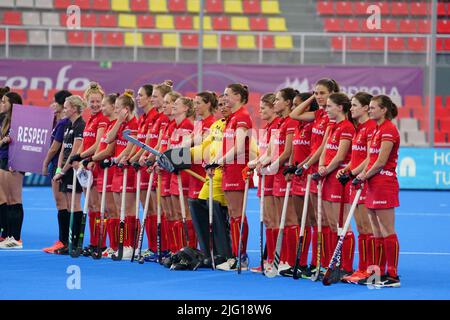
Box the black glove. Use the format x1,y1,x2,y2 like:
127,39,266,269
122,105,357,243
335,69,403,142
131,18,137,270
311,172,321,181
117,162,125,169
69,154,83,164
100,159,113,169
295,166,304,176
131,162,141,170
204,163,219,171
282,165,297,176
338,173,352,186
352,178,363,188
81,158,91,167
145,160,154,167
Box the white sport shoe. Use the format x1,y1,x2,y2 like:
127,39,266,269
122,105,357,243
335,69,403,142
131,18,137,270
102,247,116,258
0,237,23,249
121,246,134,260
216,255,249,271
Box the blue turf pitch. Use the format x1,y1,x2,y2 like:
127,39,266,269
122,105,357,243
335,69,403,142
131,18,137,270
1,187,450,300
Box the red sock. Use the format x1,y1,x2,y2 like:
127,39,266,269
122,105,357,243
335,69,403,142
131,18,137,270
341,231,355,273
161,215,169,252
367,234,376,268
265,228,274,263
146,215,157,252
230,216,248,257
89,211,99,246
384,234,400,277
173,220,185,251
358,233,369,271
374,237,386,275
330,230,338,262
311,226,319,267
107,218,119,251
299,226,312,267
186,220,197,249
285,225,300,267
321,226,332,267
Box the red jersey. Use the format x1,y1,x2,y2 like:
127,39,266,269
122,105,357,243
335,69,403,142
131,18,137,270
170,117,194,148
223,106,253,165
82,112,108,150
310,108,329,155
259,117,281,157
148,112,169,149
136,107,159,144
349,119,377,171
114,117,139,157
160,119,176,152
271,116,298,163
97,119,115,153
324,120,355,166
292,121,313,164
367,119,400,173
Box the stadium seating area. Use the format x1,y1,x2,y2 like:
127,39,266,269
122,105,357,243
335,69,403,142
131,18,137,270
0,0,294,49
317,1,450,52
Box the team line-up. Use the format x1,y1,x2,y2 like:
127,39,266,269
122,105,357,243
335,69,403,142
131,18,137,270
0,78,401,288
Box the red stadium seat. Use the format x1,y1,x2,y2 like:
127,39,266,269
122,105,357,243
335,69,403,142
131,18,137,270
257,35,274,49
437,38,445,52
130,0,149,12
169,0,187,13
435,132,447,144
317,1,334,15
417,19,430,34
410,2,428,16
81,13,97,28
105,32,124,46
381,19,398,33
405,95,423,108
388,37,405,51
212,16,230,30
137,15,155,29
243,0,261,14
342,19,360,32
249,17,268,31
2,11,22,25
439,119,450,132
86,31,105,46
399,19,417,33
206,0,224,13
92,0,111,11
181,34,198,48
445,39,450,52
331,36,344,50
408,37,426,52
98,14,118,28
335,1,353,15
143,33,162,46
9,30,28,44
354,2,367,15
0,30,5,44
438,20,450,34
175,16,193,30
323,18,341,32
397,106,412,118
437,3,447,16
391,2,409,16
67,31,87,45
73,0,91,10
220,34,237,49
54,0,71,10
373,2,389,15
349,37,368,50
367,37,385,51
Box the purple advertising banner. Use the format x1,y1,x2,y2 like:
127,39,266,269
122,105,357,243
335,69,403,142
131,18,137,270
8,105,54,173
0,59,423,108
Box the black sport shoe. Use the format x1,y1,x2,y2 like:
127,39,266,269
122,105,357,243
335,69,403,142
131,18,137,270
279,266,310,278
375,275,401,288
54,245,69,255
82,245,96,257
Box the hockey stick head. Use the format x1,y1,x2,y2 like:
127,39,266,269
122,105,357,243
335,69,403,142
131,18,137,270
159,147,191,173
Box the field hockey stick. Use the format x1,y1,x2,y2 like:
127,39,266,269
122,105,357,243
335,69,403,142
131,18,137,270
259,174,265,276
68,168,77,255
156,173,163,264
209,175,215,270
131,163,141,262
177,174,190,247
136,169,155,264
92,166,108,259
237,175,251,274
71,168,93,258
265,181,292,278
323,181,363,286
311,177,323,282
293,174,312,280
112,166,127,261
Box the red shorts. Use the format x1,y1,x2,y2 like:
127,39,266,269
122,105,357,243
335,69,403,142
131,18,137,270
257,174,274,197
272,169,289,197
350,182,368,205
111,166,136,193
291,174,307,196
91,164,99,187
222,164,253,191
322,168,351,203
188,164,206,199
139,167,151,190
160,171,172,197
365,171,399,210
96,165,114,193
309,163,319,194
170,171,190,196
